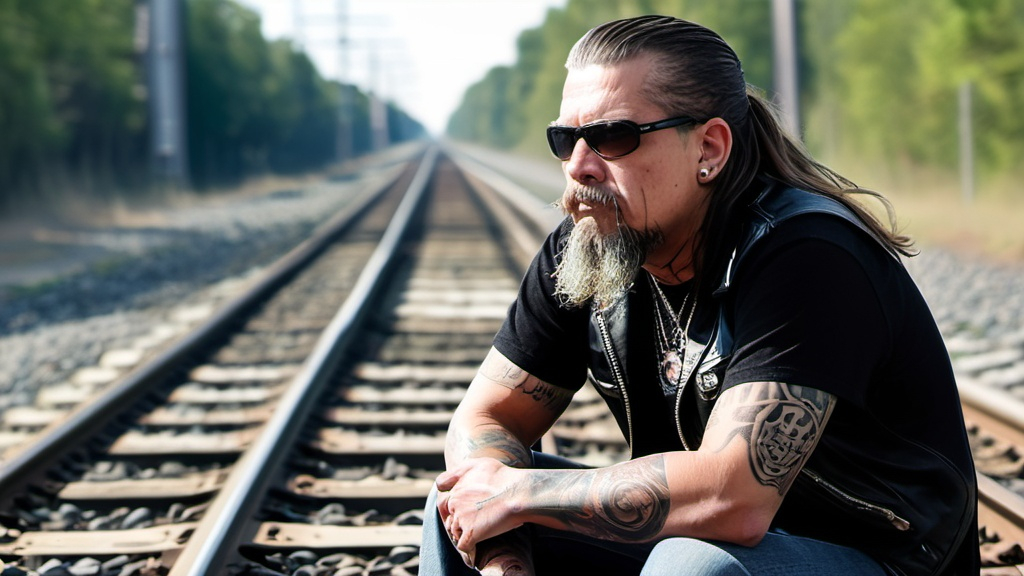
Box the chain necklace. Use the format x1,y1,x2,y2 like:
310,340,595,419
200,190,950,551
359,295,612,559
647,272,697,390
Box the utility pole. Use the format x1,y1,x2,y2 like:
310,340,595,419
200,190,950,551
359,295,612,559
959,81,975,204
771,0,800,139
145,0,189,187
336,0,353,162
292,0,305,50
368,46,389,151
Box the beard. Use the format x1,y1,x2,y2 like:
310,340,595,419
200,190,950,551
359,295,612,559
553,188,663,309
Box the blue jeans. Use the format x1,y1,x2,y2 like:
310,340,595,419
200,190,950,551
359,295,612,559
420,453,887,575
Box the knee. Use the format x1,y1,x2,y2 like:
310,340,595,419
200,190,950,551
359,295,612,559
422,484,443,528
420,484,449,548
640,538,751,576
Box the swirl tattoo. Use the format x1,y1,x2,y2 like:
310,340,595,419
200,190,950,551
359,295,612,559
516,456,669,542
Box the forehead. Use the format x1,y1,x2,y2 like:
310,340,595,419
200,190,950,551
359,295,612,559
558,57,662,124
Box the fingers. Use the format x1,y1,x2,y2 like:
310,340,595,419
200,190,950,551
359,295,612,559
435,489,451,522
434,469,458,491
453,521,463,548
446,511,477,569
439,483,467,556
435,457,501,566
450,520,462,545
434,461,469,521
444,511,473,549
456,529,475,553
451,515,476,555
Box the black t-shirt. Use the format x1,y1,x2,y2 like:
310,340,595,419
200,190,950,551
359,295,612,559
494,212,973,473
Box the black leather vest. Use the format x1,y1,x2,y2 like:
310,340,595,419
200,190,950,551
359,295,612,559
585,184,976,575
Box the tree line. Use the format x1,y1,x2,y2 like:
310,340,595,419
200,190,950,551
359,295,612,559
0,0,425,211
447,0,1024,192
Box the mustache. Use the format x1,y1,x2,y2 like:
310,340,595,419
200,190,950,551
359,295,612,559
557,185,616,214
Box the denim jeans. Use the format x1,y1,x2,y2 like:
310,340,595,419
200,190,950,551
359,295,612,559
419,453,887,575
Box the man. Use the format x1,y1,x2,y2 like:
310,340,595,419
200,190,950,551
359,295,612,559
422,15,978,576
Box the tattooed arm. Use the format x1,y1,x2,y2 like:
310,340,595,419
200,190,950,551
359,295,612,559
444,347,574,469
655,381,836,544
438,347,575,573
700,381,835,496
438,380,834,555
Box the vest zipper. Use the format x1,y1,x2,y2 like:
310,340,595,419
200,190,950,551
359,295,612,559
673,326,710,452
802,468,912,531
673,382,691,451
595,309,633,458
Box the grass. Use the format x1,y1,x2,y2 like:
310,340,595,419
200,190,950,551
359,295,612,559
890,191,1024,262
4,277,65,299
827,159,1024,263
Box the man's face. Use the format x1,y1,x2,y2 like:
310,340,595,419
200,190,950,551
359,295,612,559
554,56,710,281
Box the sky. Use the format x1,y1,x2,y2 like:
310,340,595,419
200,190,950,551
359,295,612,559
235,0,568,135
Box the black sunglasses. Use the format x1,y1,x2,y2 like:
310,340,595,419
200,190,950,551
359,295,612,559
546,115,700,160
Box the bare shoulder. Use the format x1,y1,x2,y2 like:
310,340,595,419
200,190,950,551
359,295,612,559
703,382,836,496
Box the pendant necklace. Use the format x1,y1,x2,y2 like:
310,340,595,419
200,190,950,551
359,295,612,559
647,272,697,390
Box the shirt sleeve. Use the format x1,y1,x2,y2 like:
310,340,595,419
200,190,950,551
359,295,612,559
492,220,592,390
722,218,893,407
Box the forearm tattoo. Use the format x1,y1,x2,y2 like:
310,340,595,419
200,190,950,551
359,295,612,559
513,456,669,543
447,426,534,468
480,358,573,414
706,382,834,495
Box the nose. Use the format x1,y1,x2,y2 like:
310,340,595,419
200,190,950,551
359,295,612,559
564,138,607,185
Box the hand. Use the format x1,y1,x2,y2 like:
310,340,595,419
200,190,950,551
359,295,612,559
436,458,525,559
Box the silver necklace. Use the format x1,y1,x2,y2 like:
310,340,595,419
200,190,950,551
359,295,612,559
647,272,697,388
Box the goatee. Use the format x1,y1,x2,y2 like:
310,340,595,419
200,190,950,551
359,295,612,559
553,216,663,309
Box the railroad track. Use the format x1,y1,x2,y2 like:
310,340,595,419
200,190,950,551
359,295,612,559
0,144,1022,574
961,382,1024,574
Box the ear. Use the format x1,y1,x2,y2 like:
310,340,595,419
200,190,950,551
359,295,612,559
697,118,733,183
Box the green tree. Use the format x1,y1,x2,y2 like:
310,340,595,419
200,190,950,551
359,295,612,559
954,0,1024,174
446,0,773,156
0,1,60,205
185,0,423,187
265,40,338,173
0,0,424,207
0,0,143,207
186,0,277,186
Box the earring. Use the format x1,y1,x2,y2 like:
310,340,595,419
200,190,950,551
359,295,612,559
699,167,710,179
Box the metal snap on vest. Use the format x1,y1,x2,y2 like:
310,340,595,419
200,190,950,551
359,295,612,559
697,371,720,401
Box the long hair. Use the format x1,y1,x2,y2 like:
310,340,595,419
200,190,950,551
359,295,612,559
567,15,914,298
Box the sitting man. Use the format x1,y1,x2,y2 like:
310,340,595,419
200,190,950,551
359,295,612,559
422,14,978,576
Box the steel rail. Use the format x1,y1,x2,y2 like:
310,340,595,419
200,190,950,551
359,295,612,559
959,379,1024,442
960,379,1024,572
959,379,1024,519
172,146,440,575
0,161,408,505
443,143,563,236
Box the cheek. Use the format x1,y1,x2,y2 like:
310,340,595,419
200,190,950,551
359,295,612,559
611,162,678,229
